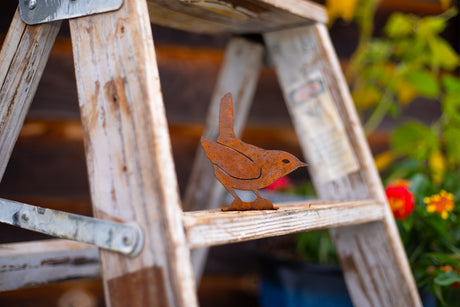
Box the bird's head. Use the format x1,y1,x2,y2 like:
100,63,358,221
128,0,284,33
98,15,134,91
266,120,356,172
262,151,307,186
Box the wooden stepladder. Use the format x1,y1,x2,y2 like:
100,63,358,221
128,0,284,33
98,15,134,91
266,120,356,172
0,1,422,306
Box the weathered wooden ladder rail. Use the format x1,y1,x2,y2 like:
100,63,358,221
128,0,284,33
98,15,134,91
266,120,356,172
0,0,421,306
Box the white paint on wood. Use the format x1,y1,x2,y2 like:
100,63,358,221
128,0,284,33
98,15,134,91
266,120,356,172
265,24,421,307
0,8,61,180
183,199,384,249
0,239,99,291
69,0,197,305
280,69,359,183
183,37,264,282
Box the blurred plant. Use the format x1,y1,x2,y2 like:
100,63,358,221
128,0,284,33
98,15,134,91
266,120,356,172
349,5,459,134
385,175,460,306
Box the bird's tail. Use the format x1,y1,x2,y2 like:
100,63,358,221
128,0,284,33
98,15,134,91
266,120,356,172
217,92,237,143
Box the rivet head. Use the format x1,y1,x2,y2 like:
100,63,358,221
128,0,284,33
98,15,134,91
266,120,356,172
21,212,30,223
28,0,37,10
122,232,134,247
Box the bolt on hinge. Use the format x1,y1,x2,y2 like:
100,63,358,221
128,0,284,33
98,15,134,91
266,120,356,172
0,198,143,257
19,0,124,25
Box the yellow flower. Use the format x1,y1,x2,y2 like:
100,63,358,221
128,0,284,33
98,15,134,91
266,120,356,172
429,150,446,185
326,0,359,24
440,0,452,10
396,80,418,105
424,190,454,219
374,150,394,171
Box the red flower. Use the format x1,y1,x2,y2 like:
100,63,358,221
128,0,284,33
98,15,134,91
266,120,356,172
265,176,292,192
385,180,415,220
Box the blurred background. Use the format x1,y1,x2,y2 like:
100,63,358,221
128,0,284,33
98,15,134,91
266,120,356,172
0,0,459,306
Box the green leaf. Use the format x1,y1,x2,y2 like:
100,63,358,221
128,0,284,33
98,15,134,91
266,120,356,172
367,40,392,62
444,127,460,165
352,84,382,109
409,173,430,195
391,121,438,160
427,253,460,265
424,215,452,240
385,159,422,183
442,75,460,94
442,95,460,124
404,69,440,98
387,100,401,117
434,270,460,286
432,284,447,306
418,16,447,36
429,37,460,70
385,13,414,38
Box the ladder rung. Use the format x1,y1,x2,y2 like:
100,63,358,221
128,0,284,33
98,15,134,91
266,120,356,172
0,239,100,291
0,199,384,292
183,199,385,249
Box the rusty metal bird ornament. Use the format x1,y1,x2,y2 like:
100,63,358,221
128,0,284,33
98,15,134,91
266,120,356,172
201,93,307,211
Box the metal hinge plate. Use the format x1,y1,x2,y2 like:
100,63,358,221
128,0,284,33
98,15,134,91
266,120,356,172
19,0,124,25
0,198,143,256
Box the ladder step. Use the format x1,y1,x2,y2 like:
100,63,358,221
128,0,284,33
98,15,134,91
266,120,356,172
0,239,100,291
0,199,384,292
183,199,385,249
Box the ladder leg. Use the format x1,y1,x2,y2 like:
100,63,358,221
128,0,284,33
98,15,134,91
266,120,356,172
69,1,197,306
183,37,264,282
265,24,421,307
0,8,61,180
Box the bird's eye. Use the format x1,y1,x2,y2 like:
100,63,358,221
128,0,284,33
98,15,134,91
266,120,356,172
282,159,290,164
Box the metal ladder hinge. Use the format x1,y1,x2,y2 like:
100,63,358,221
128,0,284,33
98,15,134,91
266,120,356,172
0,198,143,257
19,0,124,25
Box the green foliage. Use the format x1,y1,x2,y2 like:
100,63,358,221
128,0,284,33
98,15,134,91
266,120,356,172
391,121,439,160
348,7,459,134
362,4,460,306
444,127,460,165
435,271,460,286
404,69,440,97
387,170,460,306
296,230,338,265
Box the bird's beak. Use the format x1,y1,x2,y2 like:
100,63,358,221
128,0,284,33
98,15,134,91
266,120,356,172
298,161,308,168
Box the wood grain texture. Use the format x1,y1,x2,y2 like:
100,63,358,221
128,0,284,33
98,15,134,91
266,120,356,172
182,37,263,282
0,8,60,180
184,199,384,249
147,0,327,34
0,239,99,291
265,25,422,307
69,0,197,306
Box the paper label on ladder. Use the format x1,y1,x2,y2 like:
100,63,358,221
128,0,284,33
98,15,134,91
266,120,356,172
286,71,360,183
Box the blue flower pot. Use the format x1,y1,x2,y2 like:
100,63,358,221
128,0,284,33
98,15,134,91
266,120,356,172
259,256,352,307
258,255,436,307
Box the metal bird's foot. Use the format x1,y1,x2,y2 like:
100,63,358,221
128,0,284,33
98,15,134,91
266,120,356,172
222,197,278,211
252,197,279,210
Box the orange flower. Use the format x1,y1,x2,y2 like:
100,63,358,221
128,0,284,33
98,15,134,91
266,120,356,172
440,265,453,272
385,180,415,220
424,190,454,219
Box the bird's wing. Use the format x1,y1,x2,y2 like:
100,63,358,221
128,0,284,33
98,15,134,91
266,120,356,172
201,137,261,180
